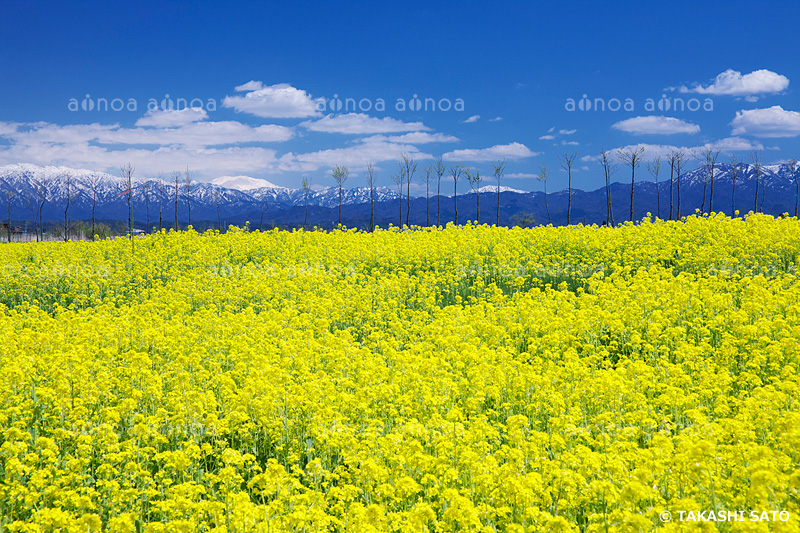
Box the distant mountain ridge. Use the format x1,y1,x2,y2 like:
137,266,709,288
0,162,798,229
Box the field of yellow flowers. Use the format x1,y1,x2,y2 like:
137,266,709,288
1,213,799,532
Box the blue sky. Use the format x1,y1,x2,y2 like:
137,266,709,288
1,0,799,193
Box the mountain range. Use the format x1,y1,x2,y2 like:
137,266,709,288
0,162,797,231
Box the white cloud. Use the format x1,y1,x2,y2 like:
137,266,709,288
584,137,765,163
539,135,556,140
278,140,432,172
561,140,580,146
504,172,538,179
730,106,800,137
359,132,459,144
559,129,576,135
0,120,293,148
442,142,537,162
678,69,789,97
463,115,480,123
612,116,700,135
235,80,265,92
222,82,321,118
301,113,429,134
135,107,208,127
489,117,503,122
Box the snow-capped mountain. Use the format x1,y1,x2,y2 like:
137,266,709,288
1,162,799,229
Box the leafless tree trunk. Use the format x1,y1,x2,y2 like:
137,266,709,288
789,159,799,217
63,172,71,241
465,167,482,223
450,164,463,225
302,176,311,228
422,164,433,227
647,156,662,219
599,152,616,226
158,177,164,232
392,171,405,226
401,153,416,227
751,151,762,213
142,180,150,234
173,171,180,231
619,147,644,223
332,166,349,226
537,165,551,225
365,163,376,231
729,157,741,217
88,173,101,240
694,148,719,214
184,168,192,227
120,163,135,240
559,153,577,225
435,158,445,227
493,159,506,226
675,153,685,218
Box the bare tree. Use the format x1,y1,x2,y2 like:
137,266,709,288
729,157,742,217
559,153,577,225
675,152,686,218
694,148,720,214
401,153,416,226
141,179,150,234
619,146,645,223
302,176,311,228
32,175,50,241
391,171,405,226
537,164,551,225
492,159,506,226
120,163,135,239
789,159,799,217
365,163,376,231
435,158,446,226
422,164,433,227
332,165,349,226
647,156,662,219
259,201,268,231
184,168,193,227
173,171,181,231
157,176,165,232
599,151,616,226
465,167,482,223
450,163,463,225
751,151,762,213
87,172,102,240
667,151,683,220
62,172,72,241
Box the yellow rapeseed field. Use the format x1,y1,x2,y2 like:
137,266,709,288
1,213,799,532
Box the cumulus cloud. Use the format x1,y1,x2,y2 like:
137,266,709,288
135,107,208,127
442,142,537,162
0,120,293,148
583,137,765,163
222,82,321,118
678,69,789,97
301,113,429,134
730,106,800,137
612,116,700,135
277,141,432,172
358,132,459,144
463,115,480,123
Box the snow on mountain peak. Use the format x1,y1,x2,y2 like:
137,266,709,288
211,175,286,191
